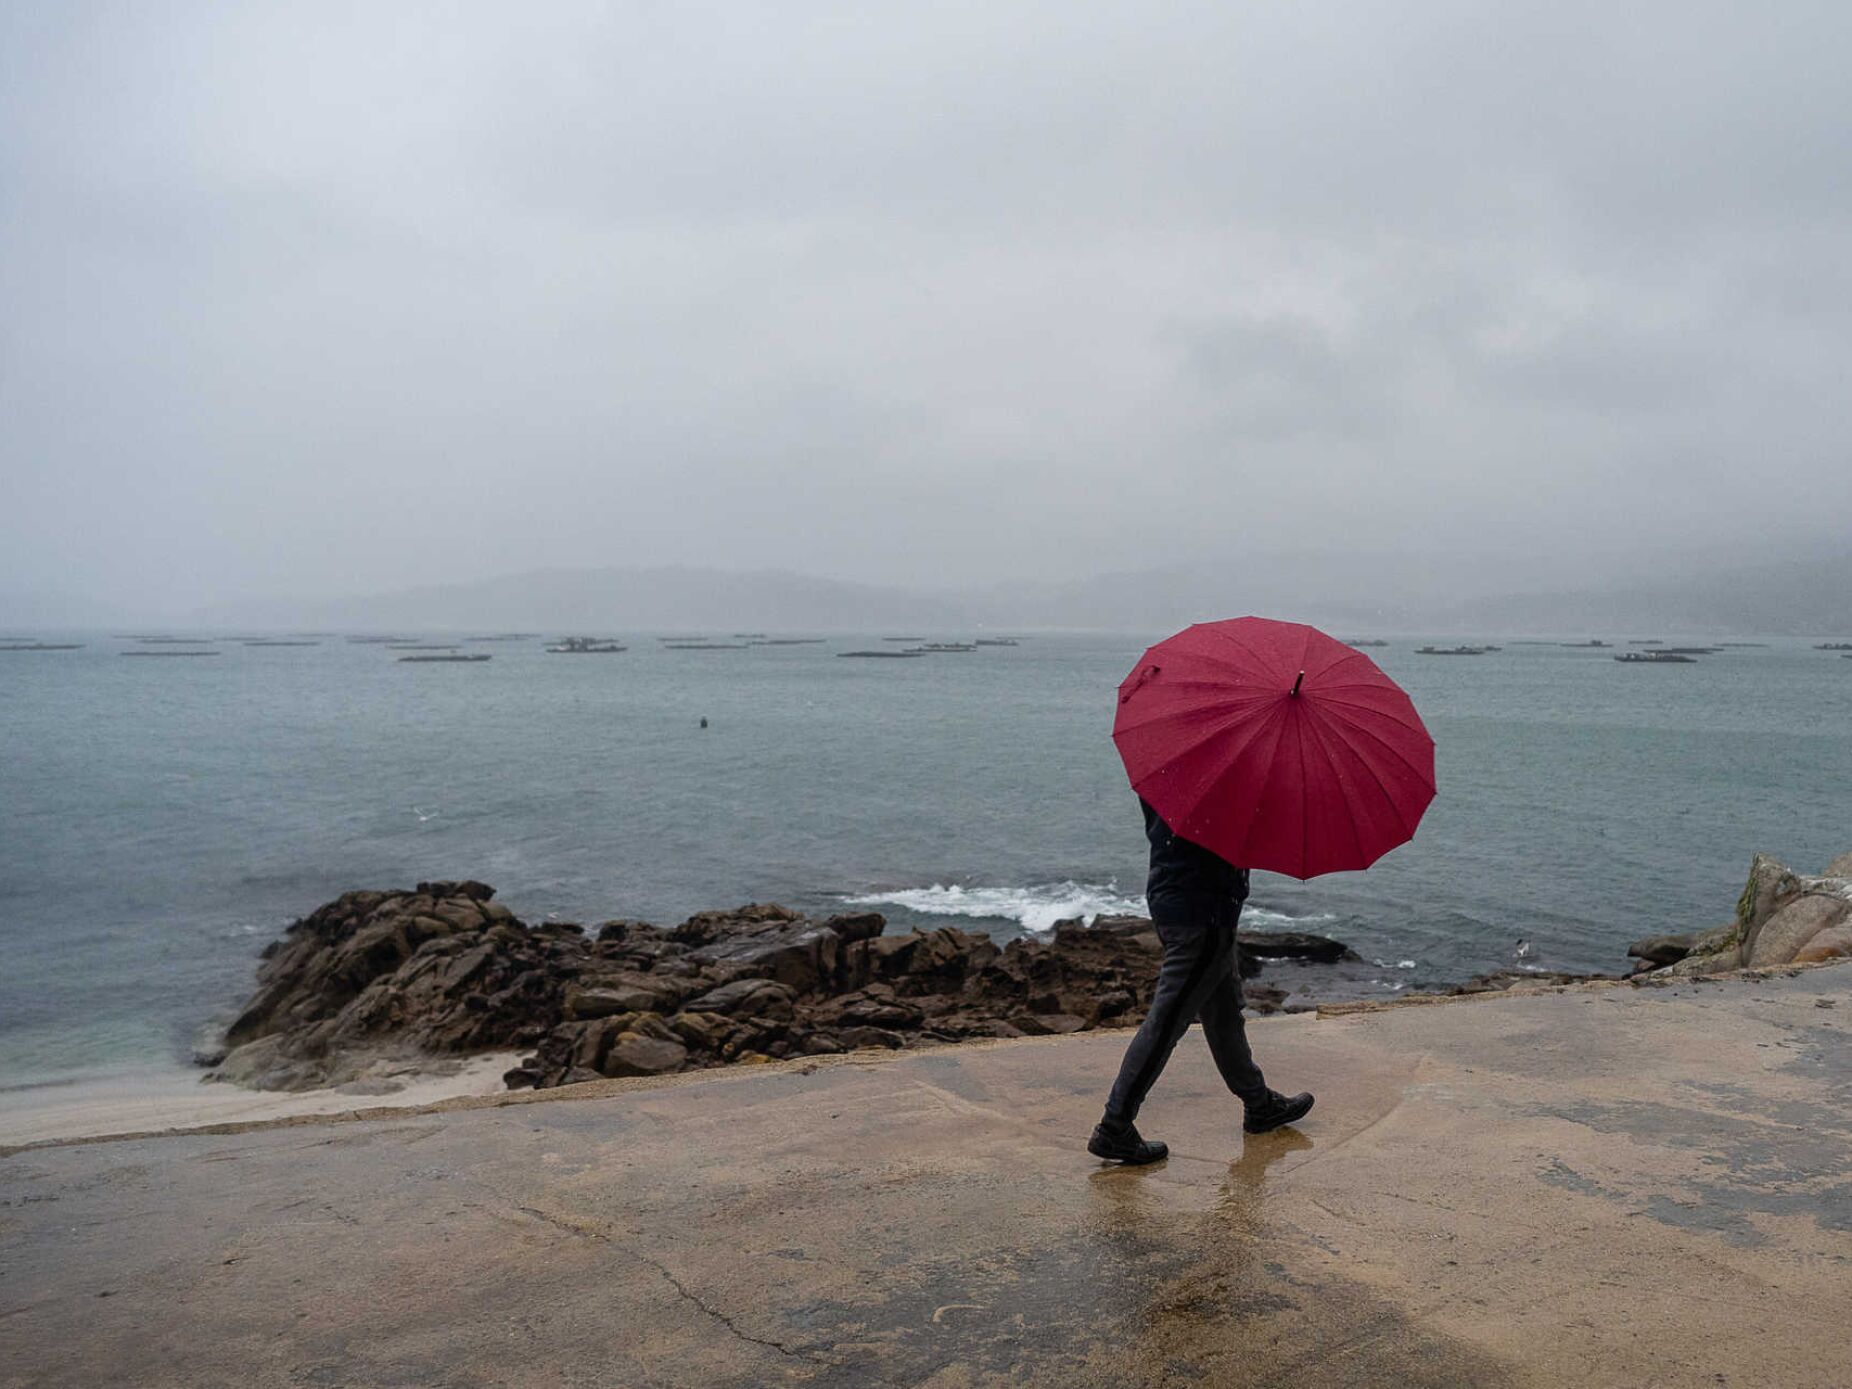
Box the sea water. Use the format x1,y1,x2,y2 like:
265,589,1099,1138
2,632,1848,1089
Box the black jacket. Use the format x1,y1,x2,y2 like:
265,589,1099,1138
1141,797,1249,917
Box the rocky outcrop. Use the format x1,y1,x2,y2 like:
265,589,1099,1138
1448,968,1612,995
208,885,1360,1093
207,882,588,1090
1630,850,1852,980
1240,929,1363,969
1626,933,1697,969
1091,916,1359,979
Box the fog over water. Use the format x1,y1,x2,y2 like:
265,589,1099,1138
4,2,1852,620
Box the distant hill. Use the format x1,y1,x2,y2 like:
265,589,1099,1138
179,550,1850,637
1437,555,1852,638
0,588,129,630
190,552,1487,634
194,566,981,633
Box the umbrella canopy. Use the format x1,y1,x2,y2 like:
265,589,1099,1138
1113,617,1435,880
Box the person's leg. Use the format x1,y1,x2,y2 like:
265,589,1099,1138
1196,968,1268,1105
1101,917,1237,1128
1191,898,1269,1104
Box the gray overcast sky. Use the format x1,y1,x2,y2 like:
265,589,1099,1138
3,1,1849,614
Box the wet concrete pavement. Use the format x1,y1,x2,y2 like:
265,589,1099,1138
4,965,1849,1387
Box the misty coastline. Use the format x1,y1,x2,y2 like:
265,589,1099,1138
10,549,1852,638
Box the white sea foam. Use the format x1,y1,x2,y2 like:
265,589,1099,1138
843,882,1147,935
843,882,1319,936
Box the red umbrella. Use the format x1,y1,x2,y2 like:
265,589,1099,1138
1113,617,1435,880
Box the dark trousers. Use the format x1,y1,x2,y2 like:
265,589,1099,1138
1103,902,1267,1126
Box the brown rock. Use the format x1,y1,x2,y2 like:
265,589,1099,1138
1449,970,1607,994
670,903,802,946
432,899,488,932
933,1015,1026,1039
601,1033,688,1078
1007,1012,1060,1036
1093,989,1135,1020
415,879,495,902
565,986,647,1019
1240,930,1361,965
1736,854,1805,966
569,1016,627,1072
1647,950,1739,980
836,1026,906,1050
1746,895,1852,967
1627,933,1696,967
820,912,887,943
668,1011,729,1051
683,978,796,1018
564,971,692,1018
685,920,841,995
1792,922,1852,964
1245,984,1289,1013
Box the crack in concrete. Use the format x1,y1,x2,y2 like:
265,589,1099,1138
514,1203,828,1366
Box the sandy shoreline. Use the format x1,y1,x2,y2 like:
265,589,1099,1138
0,1051,522,1147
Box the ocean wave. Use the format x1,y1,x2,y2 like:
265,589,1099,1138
842,882,1319,936
843,882,1145,935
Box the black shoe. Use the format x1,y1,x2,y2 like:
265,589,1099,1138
1088,1120,1168,1164
1243,1089,1314,1134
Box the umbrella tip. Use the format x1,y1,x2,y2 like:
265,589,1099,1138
1291,670,1305,697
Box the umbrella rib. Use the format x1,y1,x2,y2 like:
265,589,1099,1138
1303,690,1432,743
1296,707,1359,873
1162,645,1274,683
1126,705,1280,785
1308,703,1431,822
1114,707,1267,743
1121,676,1285,703
1204,623,1290,675
1111,685,1288,729
1171,700,1287,852
1313,710,1437,795
1306,683,1424,704
1220,701,1304,878
1304,702,1410,849
1304,653,1371,686
1295,706,1311,880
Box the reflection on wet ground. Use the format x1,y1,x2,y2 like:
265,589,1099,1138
1217,1127,1318,1227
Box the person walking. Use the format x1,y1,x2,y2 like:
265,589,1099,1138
1088,798,1313,1164
1097,617,1438,1166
